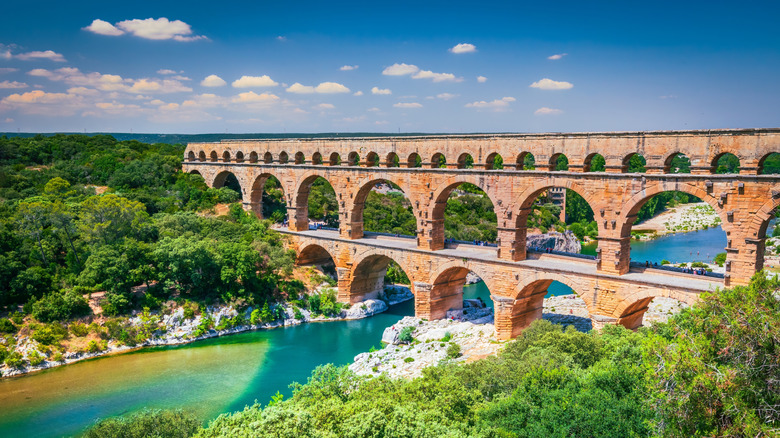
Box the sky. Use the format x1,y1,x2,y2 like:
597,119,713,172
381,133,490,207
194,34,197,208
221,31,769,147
0,0,778,134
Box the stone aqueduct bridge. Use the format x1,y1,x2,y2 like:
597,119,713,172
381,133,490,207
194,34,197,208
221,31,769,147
183,129,780,339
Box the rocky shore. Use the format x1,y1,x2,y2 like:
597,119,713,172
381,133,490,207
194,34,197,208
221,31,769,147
632,202,721,240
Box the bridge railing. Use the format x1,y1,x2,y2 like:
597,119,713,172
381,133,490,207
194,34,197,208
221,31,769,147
628,261,725,279
527,247,597,261
363,231,416,240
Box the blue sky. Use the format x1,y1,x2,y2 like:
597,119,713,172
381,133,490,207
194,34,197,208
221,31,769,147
0,0,778,133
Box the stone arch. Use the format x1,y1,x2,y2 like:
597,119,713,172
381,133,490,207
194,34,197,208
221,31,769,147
613,290,697,330
312,152,323,165
407,152,422,168
189,169,201,176
329,152,341,166
549,153,568,171
457,153,474,169
711,152,740,174
347,253,416,304
664,152,691,174
758,152,780,174
347,151,360,166
296,243,338,269
427,266,470,319
294,151,305,164
235,151,245,163
583,153,605,172
249,151,258,163
429,176,501,248
622,153,646,173
292,172,340,231
263,152,273,164
514,179,598,219
279,151,289,164
212,170,243,199
222,151,231,162
248,172,287,220
210,151,218,162
198,151,206,162
348,177,418,239
516,152,535,170
366,152,380,167
485,152,504,170
430,152,446,168
187,151,196,161
385,152,400,167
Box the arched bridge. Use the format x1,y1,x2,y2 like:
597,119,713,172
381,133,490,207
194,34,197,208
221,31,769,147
183,128,780,339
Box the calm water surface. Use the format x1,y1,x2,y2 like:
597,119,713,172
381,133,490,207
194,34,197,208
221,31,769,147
0,226,727,437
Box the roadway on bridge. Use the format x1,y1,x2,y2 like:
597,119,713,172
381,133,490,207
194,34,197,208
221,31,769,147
280,228,722,293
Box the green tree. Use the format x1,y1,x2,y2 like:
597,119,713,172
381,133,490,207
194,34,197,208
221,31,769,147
79,194,149,244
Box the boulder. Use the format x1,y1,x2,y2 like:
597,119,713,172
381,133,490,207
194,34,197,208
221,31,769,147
381,326,399,345
526,231,581,253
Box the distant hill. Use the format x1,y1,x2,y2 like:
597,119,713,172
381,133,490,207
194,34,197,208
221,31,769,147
0,132,470,145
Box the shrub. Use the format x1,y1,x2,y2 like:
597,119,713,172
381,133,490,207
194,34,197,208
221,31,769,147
690,261,708,268
83,409,201,438
0,345,7,363
10,312,24,325
69,322,89,337
86,340,106,353
31,324,66,346
403,357,415,363
293,307,304,320
446,342,462,359
250,308,261,325
0,318,15,334
28,350,44,366
398,326,414,344
51,352,63,362
441,331,452,342
4,351,24,368
661,259,670,265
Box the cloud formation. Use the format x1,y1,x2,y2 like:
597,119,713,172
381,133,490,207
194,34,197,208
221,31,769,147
16,50,66,62
436,93,458,100
27,67,192,94
412,70,461,82
201,74,227,87
0,80,28,89
340,65,358,71
382,63,420,76
393,102,422,108
534,107,563,115
84,18,207,41
231,91,280,103
548,53,567,60
232,75,279,88
316,103,335,109
286,82,350,94
371,87,391,95
449,43,476,54
529,78,573,90
353,91,364,96
465,96,515,110
477,76,487,83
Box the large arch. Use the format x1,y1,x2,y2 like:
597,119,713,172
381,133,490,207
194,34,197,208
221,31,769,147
293,173,340,231
613,289,697,330
248,172,287,221
429,177,500,249
212,170,243,199
347,253,416,304
347,177,418,239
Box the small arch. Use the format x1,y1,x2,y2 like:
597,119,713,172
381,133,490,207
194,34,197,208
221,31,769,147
329,152,342,166
407,153,422,168
347,151,360,166
385,152,400,167
583,153,605,172
758,153,780,174
235,151,245,163
365,152,380,167
279,151,289,164
189,169,202,176
622,153,646,173
210,151,218,162
222,151,231,162
294,152,305,164
294,175,340,230
664,152,691,174
712,152,740,174
187,151,196,161
198,151,206,162
249,151,258,163
516,152,535,170
457,153,474,169
212,171,243,200
263,152,273,164
485,153,504,170
249,173,287,222
430,152,446,168
312,152,323,165
348,254,415,304
549,153,568,171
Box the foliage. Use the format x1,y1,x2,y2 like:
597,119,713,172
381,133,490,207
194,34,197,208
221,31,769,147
30,289,91,322
27,349,44,366
713,252,727,267
83,409,201,438
0,318,16,334
446,342,462,359
398,326,415,343
31,324,66,345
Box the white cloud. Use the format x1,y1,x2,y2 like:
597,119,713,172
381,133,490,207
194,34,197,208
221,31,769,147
534,107,563,115
27,67,191,94
0,80,28,89
0,68,18,74
0,89,86,116
382,63,420,76
128,78,192,94
83,19,124,36
393,102,422,108
449,43,476,54
114,18,207,41
436,93,458,100
371,87,392,95
171,75,190,81
67,87,100,96
16,50,66,62
529,78,573,90
548,53,567,60
276,36,287,42
340,65,358,71
316,103,335,110
201,74,227,87
286,81,350,94
375,120,388,125
465,96,515,111
367,107,380,112
232,75,279,88
411,70,462,82
157,69,178,75
353,90,364,96
231,91,280,103
477,76,487,83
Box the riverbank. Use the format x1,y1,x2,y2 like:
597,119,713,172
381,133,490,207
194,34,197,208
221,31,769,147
632,202,721,240
0,286,415,379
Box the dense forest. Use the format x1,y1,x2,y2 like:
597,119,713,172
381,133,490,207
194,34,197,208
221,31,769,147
85,273,780,438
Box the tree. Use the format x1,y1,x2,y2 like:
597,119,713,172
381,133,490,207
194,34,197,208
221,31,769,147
16,199,52,265
79,194,149,244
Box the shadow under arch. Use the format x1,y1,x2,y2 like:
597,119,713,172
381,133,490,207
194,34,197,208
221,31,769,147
614,292,695,330
457,153,474,169
622,153,646,173
348,177,418,239
296,242,339,286
292,173,340,230
516,152,535,170
212,170,243,199
583,153,605,172
248,172,287,221
347,253,416,304
711,152,740,174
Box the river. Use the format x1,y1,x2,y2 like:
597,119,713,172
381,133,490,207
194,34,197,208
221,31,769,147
0,225,730,437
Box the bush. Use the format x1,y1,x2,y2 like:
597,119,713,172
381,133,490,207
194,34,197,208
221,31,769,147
441,331,452,342
398,326,414,344
661,259,670,265
10,311,24,325
31,324,66,345
28,349,44,366
86,340,107,353
0,318,15,334
4,351,24,368
250,308,261,325
69,322,89,337
31,289,91,323
713,252,727,267
403,357,415,363
83,409,201,438
446,342,462,359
